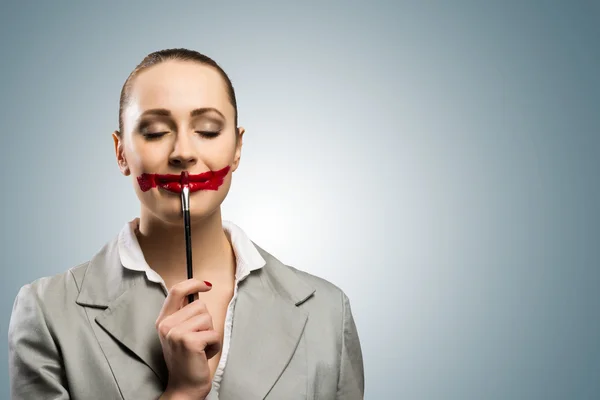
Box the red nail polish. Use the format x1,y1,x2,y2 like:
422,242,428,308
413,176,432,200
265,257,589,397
204,281,212,287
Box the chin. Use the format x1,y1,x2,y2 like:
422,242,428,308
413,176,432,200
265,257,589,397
145,198,222,226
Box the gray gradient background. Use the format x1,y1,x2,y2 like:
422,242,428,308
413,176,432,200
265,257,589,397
1,1,599,399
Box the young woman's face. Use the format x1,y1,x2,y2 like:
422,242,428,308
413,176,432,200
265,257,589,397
114,60,243,225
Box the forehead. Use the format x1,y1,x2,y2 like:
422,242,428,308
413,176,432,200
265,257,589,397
127,60,232,118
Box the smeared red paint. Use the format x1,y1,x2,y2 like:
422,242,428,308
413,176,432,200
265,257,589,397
137,165,230,193
180,171,190,188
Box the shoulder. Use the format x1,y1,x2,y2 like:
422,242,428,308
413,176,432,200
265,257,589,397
16,261,89,302
253,243,350,313
10,261,90,325
288,263,348,302
8,262,92,350
15,233,120,308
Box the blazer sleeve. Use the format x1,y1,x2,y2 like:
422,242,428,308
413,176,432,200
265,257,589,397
336,291,365,399
8,284,70,400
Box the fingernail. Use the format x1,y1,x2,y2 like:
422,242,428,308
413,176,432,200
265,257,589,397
204,281,212,287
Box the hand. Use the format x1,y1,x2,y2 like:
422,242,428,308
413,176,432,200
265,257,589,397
155,279,221,399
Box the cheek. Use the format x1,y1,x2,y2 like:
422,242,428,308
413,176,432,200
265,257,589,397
125,139,168,172
200,135,238,167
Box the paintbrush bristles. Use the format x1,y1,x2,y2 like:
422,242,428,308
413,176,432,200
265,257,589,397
180,171,190,187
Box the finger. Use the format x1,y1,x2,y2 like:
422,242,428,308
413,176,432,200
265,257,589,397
157,279,212,320
181,330,222,356
157,300,210,337
170,313,215,336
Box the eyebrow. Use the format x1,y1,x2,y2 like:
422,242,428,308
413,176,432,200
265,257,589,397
140,107,225,119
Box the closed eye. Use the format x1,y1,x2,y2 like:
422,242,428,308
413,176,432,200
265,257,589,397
196,130,221,138
143,132,169,140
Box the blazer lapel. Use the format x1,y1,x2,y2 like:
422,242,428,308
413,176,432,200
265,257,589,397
218,245,315,399
94,278,168,384
75,237,169,396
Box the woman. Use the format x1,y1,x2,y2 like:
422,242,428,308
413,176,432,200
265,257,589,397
8,48,364,400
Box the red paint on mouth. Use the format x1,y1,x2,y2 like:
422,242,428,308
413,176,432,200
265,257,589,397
137,165,230,193
180,171,190,187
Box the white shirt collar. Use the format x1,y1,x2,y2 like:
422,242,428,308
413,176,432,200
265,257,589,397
117,218,266,290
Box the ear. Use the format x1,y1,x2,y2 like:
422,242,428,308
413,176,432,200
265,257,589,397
112,130,130,176
231,126,245,172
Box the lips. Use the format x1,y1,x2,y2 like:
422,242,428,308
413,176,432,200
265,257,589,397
137,165,230,193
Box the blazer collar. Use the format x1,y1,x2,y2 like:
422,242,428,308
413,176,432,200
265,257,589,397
76,235,146,307
75,234,316,398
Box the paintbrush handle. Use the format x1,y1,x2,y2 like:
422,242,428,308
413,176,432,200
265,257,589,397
181,186,194,304
184,209,194,304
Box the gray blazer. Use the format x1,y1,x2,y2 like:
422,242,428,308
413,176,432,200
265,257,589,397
8,234,364,399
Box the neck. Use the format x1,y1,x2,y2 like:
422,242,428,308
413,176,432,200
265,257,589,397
136,207,236,288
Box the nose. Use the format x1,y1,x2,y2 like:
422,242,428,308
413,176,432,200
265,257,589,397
169,132,198,169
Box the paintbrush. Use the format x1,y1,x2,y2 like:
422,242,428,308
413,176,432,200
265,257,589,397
180,171,194,304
